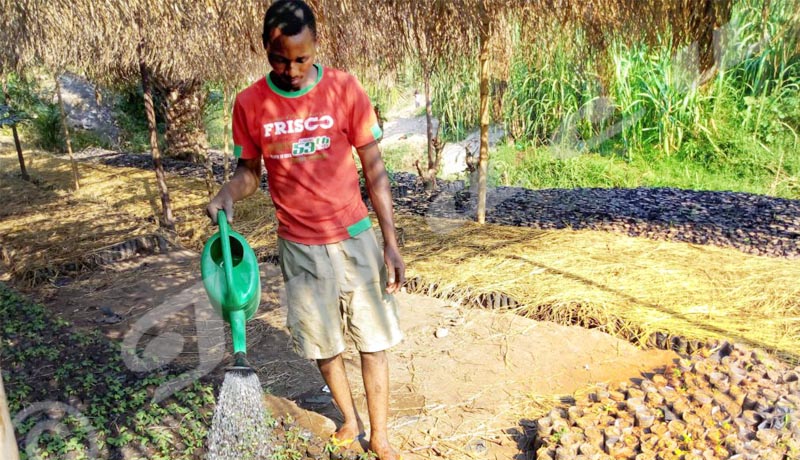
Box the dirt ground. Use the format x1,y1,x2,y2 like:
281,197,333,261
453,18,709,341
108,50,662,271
31,249,678,459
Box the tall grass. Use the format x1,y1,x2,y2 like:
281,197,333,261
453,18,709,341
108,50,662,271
355,61,416,118
504,25,600,148
430,56,480,140
423,0,799,197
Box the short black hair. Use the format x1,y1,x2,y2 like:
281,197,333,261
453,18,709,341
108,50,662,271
262,0,317,48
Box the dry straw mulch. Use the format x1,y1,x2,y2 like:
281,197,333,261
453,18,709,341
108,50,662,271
395,214,800,362
0,149,274,286
2,147,799,364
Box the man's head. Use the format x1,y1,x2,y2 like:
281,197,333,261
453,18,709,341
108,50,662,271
262,0,318,92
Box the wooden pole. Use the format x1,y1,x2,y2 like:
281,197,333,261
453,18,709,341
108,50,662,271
3,78,29,181
476,1,491,224
0,368,20,460
138,40,176,231
222,85,231,183
54,73,80,190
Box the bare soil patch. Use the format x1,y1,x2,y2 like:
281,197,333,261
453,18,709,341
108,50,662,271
33,250,677,459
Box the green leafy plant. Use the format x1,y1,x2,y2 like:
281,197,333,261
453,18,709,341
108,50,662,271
0,285,214,460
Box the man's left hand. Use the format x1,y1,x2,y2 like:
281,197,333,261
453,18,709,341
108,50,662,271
384,245,406,294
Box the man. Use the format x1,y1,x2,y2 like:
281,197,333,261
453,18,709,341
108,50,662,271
206,1,405,459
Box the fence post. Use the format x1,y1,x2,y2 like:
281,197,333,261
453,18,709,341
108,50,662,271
0,367,20,460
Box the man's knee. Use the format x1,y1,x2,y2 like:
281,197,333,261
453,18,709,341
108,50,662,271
317,353,343,370
360,350,387,365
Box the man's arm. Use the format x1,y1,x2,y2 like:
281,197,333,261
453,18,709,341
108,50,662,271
206,157,262,224
357,142,406,293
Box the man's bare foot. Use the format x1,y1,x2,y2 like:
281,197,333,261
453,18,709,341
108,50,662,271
330,422,361,450
369,438,400,460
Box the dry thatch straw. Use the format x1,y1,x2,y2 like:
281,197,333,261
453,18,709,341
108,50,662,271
0,171,157,285
394,214,800,364
0,147,274,286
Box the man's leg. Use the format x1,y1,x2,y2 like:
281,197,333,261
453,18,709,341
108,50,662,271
361,350,399,460
317,354,361,444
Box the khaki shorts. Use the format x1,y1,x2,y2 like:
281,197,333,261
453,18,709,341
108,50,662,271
278,228,403,360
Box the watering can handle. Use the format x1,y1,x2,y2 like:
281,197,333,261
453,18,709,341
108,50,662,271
217,210,236,301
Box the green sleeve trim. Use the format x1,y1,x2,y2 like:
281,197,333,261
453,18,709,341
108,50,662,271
266,64,323,98
370,123,383,141
233,145,243,158
347,216,372,237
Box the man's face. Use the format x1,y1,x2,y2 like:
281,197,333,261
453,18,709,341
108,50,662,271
266,26,317,91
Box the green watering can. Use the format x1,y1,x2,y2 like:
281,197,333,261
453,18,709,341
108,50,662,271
201,210,261,373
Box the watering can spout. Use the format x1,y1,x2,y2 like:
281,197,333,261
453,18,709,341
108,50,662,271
229,352,253,374
227,310,254,375
229,309,247,355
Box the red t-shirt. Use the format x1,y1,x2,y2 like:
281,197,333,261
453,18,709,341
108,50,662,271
233,65,383,245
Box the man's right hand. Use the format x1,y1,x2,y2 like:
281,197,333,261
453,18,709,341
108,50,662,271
206,190,235,225
205,157,263,226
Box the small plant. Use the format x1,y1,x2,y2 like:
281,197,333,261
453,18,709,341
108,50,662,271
599,402,615,413
26,102,65,152
549,427,567,444
324,438,339,454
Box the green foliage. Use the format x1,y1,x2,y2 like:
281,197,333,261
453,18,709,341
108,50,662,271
271,422,310,460
388,1,800,198
491,132,799,198
71,129,115,151
113,83,165,153
0,284,215,460
431,56,480,141
3,73,63,150
203,86,227,150
380,142,420,174
0,104,30,127
25,101,65,152
503,26,597,147
357,60,417,120
491,143,641,190
2,73,41,114
362,76,406,122
20,100,113,153
3,72,115,152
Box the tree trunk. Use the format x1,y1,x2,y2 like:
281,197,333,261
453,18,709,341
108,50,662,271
138,42,176,231
222,86,231,183
3,79,28,181
477,2,491,224
696,0,716,77
423,71,436,190
157,78,209,163
54,74,80,191
0,366,20,460
203,149,214,197
10,126,27,181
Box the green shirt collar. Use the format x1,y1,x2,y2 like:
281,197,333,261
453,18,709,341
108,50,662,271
267,64,323,98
